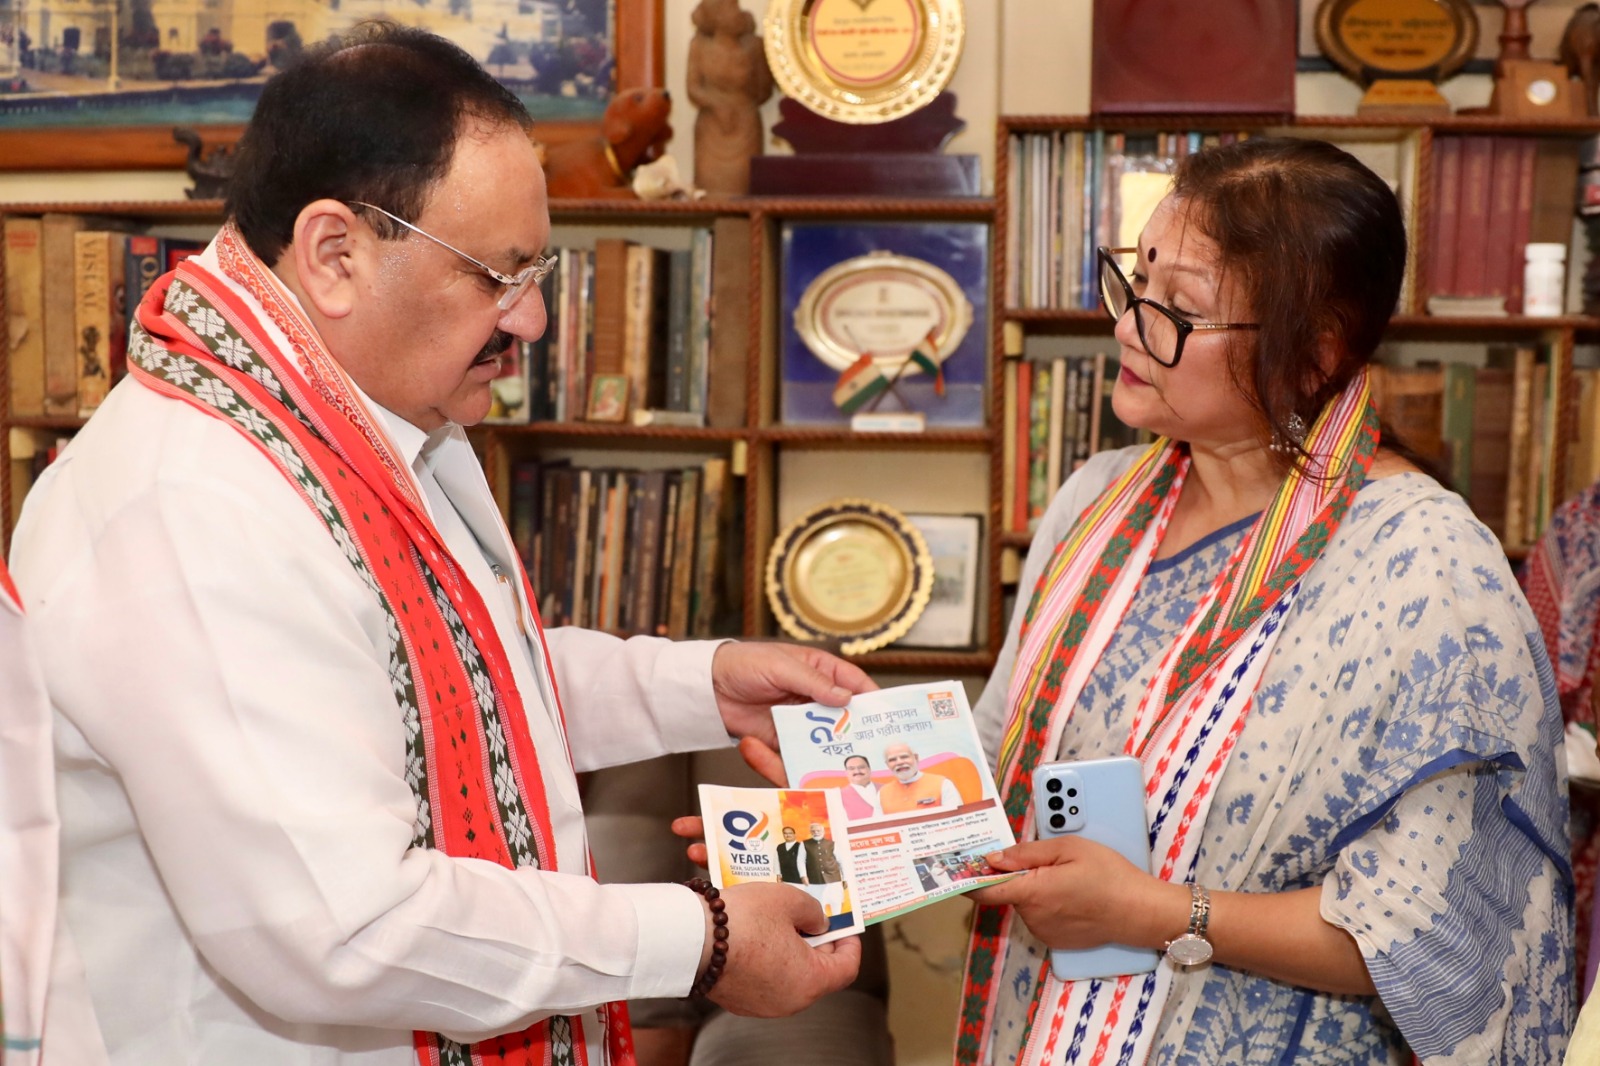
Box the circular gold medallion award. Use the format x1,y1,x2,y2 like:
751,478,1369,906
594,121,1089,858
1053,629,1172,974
763,0,966,124
765,499,934,655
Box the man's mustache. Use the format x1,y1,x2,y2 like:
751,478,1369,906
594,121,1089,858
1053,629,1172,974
473,331,515,365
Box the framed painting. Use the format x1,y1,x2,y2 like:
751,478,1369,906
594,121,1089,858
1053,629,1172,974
0,0,662,170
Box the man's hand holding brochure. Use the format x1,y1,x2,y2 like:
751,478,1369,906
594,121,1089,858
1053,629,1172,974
696,680,1017,945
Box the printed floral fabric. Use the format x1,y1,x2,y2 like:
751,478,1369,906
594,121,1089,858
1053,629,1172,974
976,459,1572,1065
1522,478,1600,990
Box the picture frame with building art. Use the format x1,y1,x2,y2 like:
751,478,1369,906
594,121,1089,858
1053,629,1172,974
0,0,660,169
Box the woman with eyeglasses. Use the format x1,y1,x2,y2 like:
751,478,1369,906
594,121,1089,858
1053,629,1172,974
958,137,1572,1065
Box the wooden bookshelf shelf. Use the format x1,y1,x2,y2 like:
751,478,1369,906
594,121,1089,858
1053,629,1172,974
755,426,992,447
9,416,89,431
848,649,997,673
490,422,744,442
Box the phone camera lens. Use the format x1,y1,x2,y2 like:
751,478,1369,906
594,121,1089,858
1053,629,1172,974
1045,778,1062,794
1047,795,1064,811
1049,814,1066,831
1066,787,1078,798
1068,805,1080,816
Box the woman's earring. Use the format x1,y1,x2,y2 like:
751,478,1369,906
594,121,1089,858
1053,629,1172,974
1269,413,1307,453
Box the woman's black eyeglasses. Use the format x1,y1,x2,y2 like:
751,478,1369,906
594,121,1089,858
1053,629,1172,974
1097,246,1258,368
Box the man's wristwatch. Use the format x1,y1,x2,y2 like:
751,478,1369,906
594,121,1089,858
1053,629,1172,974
1164,883,1213,967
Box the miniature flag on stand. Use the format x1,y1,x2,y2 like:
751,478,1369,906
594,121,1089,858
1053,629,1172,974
907,345,945,396
833,354,889,415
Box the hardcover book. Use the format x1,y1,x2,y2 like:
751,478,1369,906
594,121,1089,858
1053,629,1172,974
4,218,45,419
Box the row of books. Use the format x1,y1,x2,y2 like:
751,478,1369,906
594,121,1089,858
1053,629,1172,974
484,230,723,427
4,215,202,421
508,456,737,638
5,429,69,530
1426,136,1579,316
1000,352,1149,535
1373,354,1600,549
1005,130,1252,311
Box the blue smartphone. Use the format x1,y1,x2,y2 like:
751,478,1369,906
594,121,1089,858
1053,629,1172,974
1032,755,1159,982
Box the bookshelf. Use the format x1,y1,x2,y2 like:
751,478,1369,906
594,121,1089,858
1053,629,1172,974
0,194,1000,674
995,113,1600,576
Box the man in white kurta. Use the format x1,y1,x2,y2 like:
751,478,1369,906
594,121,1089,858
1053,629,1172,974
0,561,57,1066
8,23,862,1065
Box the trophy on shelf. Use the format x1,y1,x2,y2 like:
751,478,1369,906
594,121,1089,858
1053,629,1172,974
1489,0,1587,119
1315,0,1479,117
750,0,978,196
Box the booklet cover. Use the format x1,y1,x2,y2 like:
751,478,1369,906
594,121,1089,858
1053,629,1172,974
697,783,866,946
771,681,1016,924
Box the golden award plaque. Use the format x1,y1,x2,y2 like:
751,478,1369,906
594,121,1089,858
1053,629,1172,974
765,499,934,656
1315,0,1477,116
793,251,973,376
763,0,965,125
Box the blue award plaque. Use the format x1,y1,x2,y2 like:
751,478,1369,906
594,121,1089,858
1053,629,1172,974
780,221,989,427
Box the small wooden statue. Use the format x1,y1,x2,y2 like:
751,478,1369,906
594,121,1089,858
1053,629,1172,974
686,0,773,197
1561,3,1600,116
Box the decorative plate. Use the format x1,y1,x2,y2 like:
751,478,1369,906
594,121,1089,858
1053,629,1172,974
765,498,934,655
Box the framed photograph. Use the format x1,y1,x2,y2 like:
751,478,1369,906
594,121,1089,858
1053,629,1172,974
0,0,662,170
894,513,981,649
585,372,629,423
780,220,989,427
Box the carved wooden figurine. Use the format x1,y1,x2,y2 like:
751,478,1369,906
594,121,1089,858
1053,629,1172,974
686,0,773,197
1561,3,1600,116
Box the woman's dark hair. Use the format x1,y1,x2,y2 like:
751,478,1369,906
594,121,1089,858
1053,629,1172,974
1169,136,1407,468
226,20,532,265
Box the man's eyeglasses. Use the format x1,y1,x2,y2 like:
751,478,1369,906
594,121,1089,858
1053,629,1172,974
347,201,555,312
1097,246,1258,368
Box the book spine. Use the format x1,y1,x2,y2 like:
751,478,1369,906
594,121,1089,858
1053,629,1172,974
571,468,594,628
1027,362,1050,529
1440,362,1476,495
601,473,627,630
692,457,728,637
1504,347,1537,549
41,213,88,417
687,228,715,416
1428,137,1461,298
590,238,629,384
656,474,680,636
4,218,46,419
707,218,749,428
546,467,575,625
635,469,668,635
1001,358,1019,534
664,249,693,412
1012,360,1032,533
1507,138,1537,313
72,231,127,417
509,460,539,572
1454,137,1494,298
1525,361,1550,545
667,466,701,640
124,234,163,335
1469,367,1513,541
621,242,654,416
1046,356,1067,494
1482,137,1522,304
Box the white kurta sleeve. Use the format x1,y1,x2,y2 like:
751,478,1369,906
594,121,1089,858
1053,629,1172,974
13,441,704,1040
543,628,732,773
